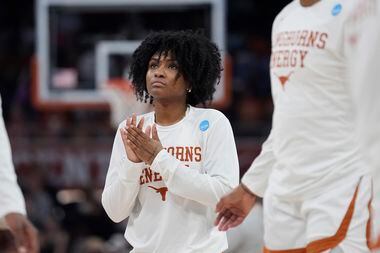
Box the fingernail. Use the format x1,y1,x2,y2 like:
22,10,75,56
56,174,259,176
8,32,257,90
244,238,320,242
18,247,27,253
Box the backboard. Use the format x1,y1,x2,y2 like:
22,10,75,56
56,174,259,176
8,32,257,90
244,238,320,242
34,0,230,110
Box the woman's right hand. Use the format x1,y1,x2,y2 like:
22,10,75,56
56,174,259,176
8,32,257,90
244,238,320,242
120,114,144,163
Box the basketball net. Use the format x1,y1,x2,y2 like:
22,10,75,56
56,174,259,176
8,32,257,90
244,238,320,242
101,78,151,129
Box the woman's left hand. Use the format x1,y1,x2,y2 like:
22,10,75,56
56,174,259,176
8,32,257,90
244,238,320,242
126,124,163,165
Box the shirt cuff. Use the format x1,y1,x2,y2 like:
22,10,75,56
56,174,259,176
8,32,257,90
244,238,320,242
0,205,26,219
117,157,146,183
150,150,180,181
241,175,266,198
0,182,27,218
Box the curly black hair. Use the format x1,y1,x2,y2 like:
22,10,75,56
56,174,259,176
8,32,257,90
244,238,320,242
129,30,222,106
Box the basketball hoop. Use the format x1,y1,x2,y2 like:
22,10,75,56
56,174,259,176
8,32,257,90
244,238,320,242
101,78,151,129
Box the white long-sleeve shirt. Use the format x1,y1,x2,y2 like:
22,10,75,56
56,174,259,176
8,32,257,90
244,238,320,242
0,97,26,218
102,106,239,253
242,0,366,201
345,0,380,243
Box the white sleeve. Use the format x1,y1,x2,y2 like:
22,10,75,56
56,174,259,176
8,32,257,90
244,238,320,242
345,6,380,238
150,115,239,208
344,1,380,174
349,8,380,190
0,99,26,218
241,130,276,198
101,123,146,223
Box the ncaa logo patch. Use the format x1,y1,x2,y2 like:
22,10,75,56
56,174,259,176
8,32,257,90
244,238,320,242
199,120,209,132
331,3,342,16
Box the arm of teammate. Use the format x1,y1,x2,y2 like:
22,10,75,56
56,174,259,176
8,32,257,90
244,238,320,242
240,130,275,197
0,104,26,219
214,130,276,231
101,120,146,223
0,101,39,253
126,114,239,208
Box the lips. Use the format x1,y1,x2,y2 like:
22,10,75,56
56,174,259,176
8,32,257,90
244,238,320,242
151,81,166,88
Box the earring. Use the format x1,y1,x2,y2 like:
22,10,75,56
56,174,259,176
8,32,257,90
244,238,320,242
187,88,192,93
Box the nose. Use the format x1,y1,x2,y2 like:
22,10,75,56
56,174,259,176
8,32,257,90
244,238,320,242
154,72,164,78
153,65,165,78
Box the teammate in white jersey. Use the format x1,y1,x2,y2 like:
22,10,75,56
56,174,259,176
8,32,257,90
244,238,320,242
0,96,39,253
215,1,372,252
345,0,380,250
101,30,240,253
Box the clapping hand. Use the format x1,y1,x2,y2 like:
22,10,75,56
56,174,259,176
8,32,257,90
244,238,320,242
120,114,145,163
120,114,163,165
